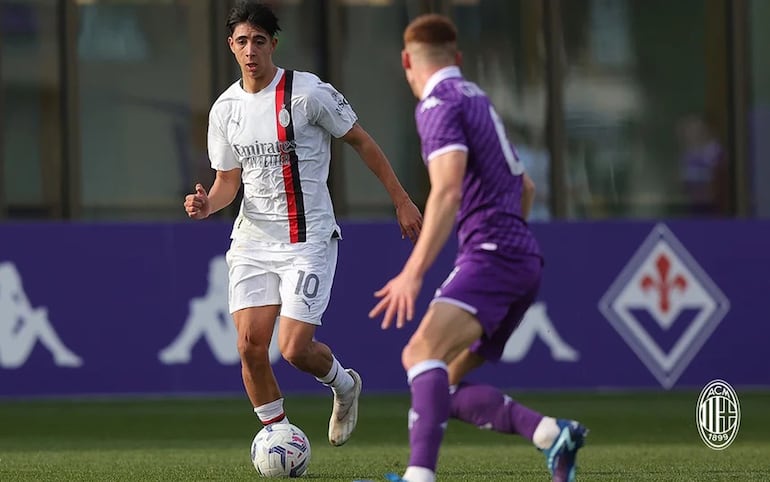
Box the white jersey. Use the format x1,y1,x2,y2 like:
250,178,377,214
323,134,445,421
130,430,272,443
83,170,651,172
208,68,357,243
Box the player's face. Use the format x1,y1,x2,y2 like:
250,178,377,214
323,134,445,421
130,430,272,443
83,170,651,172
228,23,277,80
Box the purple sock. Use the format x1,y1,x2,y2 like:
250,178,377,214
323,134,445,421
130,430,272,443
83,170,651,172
407,364,450,471
450,382,543,441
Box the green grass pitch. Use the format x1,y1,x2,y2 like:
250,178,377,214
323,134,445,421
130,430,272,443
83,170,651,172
1,390,768,481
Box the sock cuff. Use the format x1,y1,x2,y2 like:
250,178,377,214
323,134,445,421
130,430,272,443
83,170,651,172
532,416,558,450
403,465,436,482
317,356,342,385
407,359,447,385
254,398,286,425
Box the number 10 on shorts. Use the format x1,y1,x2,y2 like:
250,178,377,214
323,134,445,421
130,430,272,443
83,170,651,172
295,270,320,299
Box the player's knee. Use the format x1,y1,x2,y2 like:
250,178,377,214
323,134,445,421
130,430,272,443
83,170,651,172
401,334,430,371
279,338,312,368
236,335,270,363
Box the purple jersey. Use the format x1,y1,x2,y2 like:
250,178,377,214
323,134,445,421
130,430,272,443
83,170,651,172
415,67,540,258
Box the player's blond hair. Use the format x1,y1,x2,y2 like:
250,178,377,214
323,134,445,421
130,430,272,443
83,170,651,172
403,14,458,65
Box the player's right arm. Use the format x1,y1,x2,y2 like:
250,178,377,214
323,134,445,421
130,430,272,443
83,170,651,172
184,169,242,220
185,100,243,220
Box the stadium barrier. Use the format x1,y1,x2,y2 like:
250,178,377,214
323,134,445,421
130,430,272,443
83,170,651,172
0,220,767,397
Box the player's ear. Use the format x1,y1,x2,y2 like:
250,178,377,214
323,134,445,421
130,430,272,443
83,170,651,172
455,50,463,68
401,49,411,70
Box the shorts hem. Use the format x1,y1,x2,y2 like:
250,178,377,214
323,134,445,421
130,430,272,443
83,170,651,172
229,299,281,315
279,309,323,326
430,297,479,315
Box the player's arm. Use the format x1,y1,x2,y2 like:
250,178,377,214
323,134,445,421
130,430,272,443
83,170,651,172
341,124,422,241
401,150,466,279
520,172,535,221
184,168,241,219
189,105,243,219
206,168,242,215
341,123,412,208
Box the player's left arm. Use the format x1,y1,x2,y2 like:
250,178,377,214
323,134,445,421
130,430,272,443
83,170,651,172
520,172,535,221
307,80,422,240
401,150,466,279
341,124,422,241
369,150,466,329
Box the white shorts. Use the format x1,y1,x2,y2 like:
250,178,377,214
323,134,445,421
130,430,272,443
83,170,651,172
225,237,338,325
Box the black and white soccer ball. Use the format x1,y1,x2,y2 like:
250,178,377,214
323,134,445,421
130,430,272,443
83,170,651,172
250,422,311,477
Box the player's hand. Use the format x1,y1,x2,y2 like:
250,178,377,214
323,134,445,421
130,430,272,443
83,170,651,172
395,198,422,243
369,271,423,330
184,183,211,220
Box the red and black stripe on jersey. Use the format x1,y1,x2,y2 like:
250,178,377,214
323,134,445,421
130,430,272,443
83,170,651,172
274,70,307,243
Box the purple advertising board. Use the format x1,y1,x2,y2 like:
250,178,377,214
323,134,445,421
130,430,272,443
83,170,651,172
0,220,767,397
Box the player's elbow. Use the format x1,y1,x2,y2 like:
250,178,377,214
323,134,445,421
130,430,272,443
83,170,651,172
523,174,536,198
434,185,462,207
436,189,462,214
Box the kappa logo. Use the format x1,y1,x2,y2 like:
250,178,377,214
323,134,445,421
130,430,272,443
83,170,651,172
158,255,281,365
420,96,442,112
0,262,82,369
500,302,579,363
599,224,730,388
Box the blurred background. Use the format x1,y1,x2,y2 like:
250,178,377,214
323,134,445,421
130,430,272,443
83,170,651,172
1,2,768,479
1,0,769,396
2,0,769,222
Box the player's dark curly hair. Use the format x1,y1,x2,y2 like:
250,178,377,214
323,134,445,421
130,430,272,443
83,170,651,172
226,0,281,37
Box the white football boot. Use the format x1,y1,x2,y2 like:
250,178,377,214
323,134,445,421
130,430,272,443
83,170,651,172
328,368,362,446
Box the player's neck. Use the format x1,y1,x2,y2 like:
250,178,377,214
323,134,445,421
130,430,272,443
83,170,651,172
240,65,278,94
416,65,447,99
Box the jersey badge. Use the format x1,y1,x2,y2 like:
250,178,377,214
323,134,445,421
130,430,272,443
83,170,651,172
279,105,291,128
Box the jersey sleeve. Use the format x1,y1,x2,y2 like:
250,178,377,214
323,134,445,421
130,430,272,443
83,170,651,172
207,108,240,171
417,98,468,164
306,81,358,138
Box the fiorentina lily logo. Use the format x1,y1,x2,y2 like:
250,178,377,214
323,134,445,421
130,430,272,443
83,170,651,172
599,224,730,389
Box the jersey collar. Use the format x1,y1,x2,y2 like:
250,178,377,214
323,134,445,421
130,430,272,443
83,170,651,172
238,67,285,95
421,66,462,100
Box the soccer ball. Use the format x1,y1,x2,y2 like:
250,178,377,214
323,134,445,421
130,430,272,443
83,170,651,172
250,422,311,477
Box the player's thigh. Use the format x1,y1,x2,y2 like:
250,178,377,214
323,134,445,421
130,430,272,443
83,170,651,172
233,305,281,348
404,302,484,369
277,239,338,325
226,242,282,314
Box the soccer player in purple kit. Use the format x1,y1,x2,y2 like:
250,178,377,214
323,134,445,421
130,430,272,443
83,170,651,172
369,14,587,482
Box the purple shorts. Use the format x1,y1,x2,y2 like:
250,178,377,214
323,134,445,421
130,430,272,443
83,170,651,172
432,250,542,362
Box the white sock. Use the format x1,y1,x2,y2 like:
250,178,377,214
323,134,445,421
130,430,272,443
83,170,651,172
316,356,354,396
402,466,435,482
532,416,560,450
254,398,289,426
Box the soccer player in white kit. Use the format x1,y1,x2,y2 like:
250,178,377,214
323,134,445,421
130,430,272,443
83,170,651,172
183,0,422,447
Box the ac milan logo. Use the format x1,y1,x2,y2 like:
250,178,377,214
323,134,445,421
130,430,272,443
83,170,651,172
697,379,740,450
279,106,291,128
599,224,730,388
